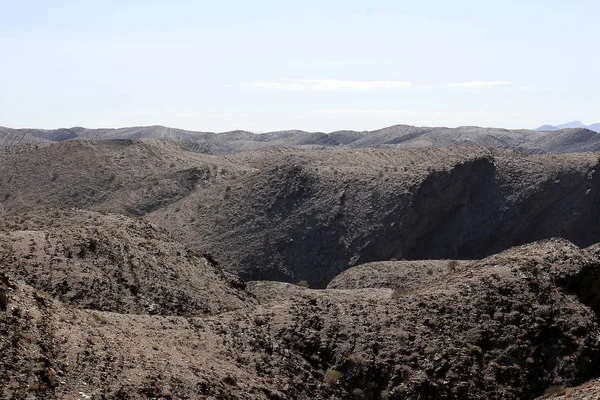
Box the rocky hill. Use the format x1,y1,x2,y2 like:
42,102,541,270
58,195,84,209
326,260,460,291
0,210,253,316
0,138,252,216
147,146,600,287
2,140,600,287
3,130,600,397
3,238,600,399
2,123,600,154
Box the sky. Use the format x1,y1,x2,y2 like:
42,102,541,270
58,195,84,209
1,0,599,132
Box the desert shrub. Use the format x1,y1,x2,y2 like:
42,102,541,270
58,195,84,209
347,353,366,364
222,375,237,386
297,280,310,288
91,312,108,324
324,369,344,384
392,287,413,298
447,260,459,273
544,385,567,396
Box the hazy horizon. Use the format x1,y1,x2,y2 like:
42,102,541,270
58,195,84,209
1,0,599,132
2,120,600,134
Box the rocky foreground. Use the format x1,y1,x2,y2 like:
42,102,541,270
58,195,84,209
2,211,600,399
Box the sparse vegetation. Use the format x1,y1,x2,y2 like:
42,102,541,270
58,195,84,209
297,280,310,288
324,369,344,384
447,260,459,273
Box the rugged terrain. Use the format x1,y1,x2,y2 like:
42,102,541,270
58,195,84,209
149,146,600,287
2,125,600,398
2,123,600,154
2,140,600,287
0,210,253,316
3,238,600,399
0,139,252,216
326,260,458,291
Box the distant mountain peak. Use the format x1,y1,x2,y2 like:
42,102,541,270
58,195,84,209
537,121,600,133
537,125,560,131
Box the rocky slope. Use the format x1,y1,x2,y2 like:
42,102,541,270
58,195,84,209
2,123,600,154
148,147,600,287
0,138,252,216
537,378,600,399
326,260,461,291
2,140,599,287
0,210,253,316
2,238,600,399
3,140,600,287
4,126,600,398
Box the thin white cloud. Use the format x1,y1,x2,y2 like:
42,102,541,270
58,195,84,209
248,79,412,91
297,79,412,90
250,81,307,90
317,108,522,119
447,81,514,88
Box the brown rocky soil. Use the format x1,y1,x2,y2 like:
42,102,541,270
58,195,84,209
3,238,600,399
536,379,600,399
326,260,459,291
0,210,253,316
0,139,253,216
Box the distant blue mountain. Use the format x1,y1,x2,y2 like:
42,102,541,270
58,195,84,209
537,121,600,132
537,125,561,131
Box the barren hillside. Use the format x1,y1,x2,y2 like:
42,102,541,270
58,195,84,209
2,141,599,287
2,124,600,154
2,134,600,398
148,147,600,287
0,139,251,216
0,210,253,316
2,239,600,399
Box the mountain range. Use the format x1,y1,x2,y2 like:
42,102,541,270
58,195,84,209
2,123,600,154
537,121,600,132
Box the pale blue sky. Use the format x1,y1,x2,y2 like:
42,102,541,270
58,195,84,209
1,0,599,132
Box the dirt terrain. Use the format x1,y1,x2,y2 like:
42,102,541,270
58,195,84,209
0,210,253,316
0,139,252,216
2,237,600,399
326,260,459,291
2,129,600,398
